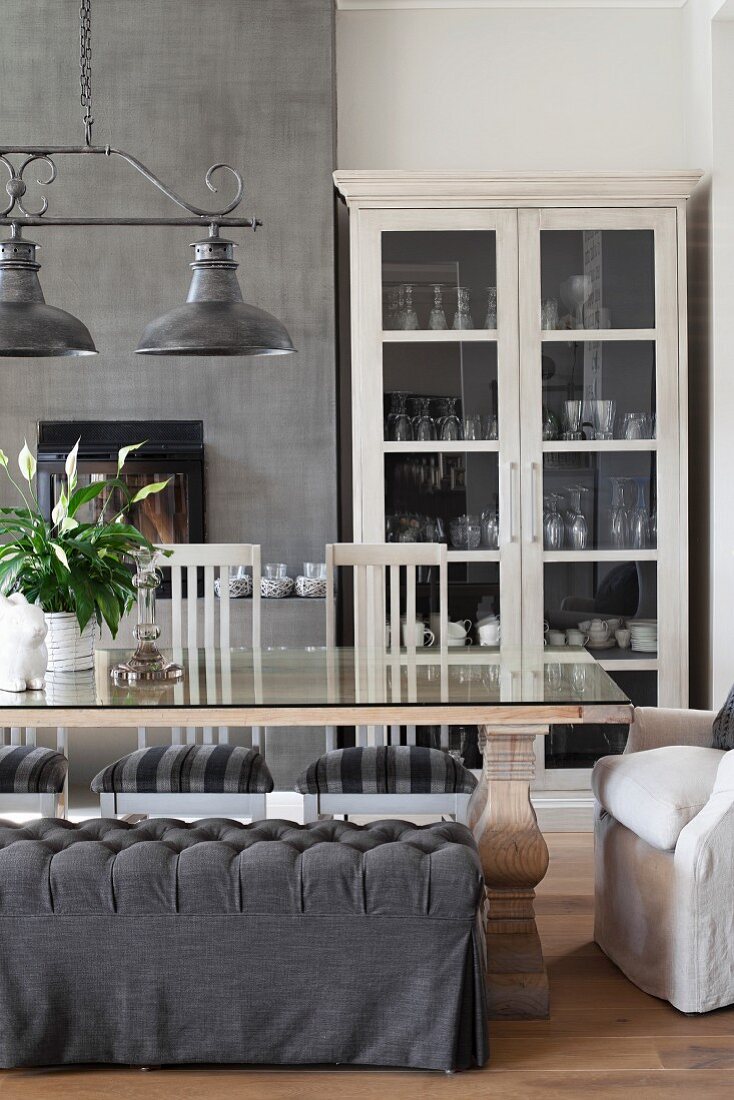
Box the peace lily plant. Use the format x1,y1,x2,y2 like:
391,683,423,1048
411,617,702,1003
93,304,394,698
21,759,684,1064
0,438,168,671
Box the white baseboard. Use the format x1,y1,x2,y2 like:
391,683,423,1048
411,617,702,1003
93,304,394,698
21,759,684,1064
532,791,596,832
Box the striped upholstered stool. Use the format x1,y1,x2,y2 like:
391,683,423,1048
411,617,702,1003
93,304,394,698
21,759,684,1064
0,744,68,818
91,744,274,820
296,745,476,825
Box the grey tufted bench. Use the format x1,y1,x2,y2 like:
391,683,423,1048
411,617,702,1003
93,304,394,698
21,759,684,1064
0,817,488,1072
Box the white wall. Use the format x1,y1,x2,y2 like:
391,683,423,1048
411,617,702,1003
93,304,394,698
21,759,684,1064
336,7,686,169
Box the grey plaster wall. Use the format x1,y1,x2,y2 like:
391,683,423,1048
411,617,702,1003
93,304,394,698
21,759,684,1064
0,0,337,569
0,0,337,799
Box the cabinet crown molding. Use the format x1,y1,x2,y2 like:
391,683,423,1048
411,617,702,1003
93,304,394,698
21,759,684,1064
333,170,703,206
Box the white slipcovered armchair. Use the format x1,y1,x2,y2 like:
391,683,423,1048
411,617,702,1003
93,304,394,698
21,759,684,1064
593,707,734,1013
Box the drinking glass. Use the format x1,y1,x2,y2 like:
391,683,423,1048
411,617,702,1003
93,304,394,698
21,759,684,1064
399,283,419,330
541,298,559,330
543,495,565,551
463,413,482,441
481,509,500,549
622,412,652,440
428,283,448,330
483,286,497,329
592,399,616,441
264,563,288,579
542,406,560,441
413,397,436,441
440,397,462,441
629,481,650,550
562,400,583,441
482,413,498,440
452,286,474,330
303,562,326,579
389,393,413,441
384,286,400,330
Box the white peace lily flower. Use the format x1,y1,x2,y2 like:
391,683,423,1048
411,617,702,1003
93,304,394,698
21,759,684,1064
18,441,36,484
0,449,8,470
60,516,79,533
51,498,66,526
51,543,70,571
65,438,80,485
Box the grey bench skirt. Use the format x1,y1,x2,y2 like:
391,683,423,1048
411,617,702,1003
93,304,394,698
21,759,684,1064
0,818,488,1072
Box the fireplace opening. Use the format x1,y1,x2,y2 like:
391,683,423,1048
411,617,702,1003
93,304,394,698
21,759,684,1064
37,421,204,597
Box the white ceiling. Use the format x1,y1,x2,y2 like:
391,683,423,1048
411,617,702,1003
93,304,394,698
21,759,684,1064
336,1,688,9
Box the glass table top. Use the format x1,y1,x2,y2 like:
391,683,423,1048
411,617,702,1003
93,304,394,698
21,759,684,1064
0,647,630,711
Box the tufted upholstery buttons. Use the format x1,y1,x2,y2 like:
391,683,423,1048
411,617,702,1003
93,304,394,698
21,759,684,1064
0,817,483,918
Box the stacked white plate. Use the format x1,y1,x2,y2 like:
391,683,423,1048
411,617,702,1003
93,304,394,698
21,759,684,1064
628,619,658,653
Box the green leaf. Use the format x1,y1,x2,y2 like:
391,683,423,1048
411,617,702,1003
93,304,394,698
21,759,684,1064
67,480,109,518
51,543,70,571
0,450,8,470
18,441,36,484
129,479,170,504
117,441,146,474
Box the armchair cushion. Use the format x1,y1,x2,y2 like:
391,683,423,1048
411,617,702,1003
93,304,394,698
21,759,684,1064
592,745,725,850
713,685,734,750
296,746,477,796
624,707,717,754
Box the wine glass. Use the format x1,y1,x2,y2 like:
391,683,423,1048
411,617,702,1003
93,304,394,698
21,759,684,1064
592,399,616,441
452,287,474,330
543,494,565,550
483,286,497,329
609,477,629,549
481,509,500,549
440,398,462,441
399,284,419,330
630,480,650,549
389,393,413,441
428,283,448,330
562,400,583,441
566,486,588,550
463,413,482,441
560,275,593,330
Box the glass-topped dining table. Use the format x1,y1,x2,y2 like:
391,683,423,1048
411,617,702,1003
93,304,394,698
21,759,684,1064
0,644,631,1021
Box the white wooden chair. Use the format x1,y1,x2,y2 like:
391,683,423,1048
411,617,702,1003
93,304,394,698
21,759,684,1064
0,726,68,818
93,544,271,819
299,543,474,826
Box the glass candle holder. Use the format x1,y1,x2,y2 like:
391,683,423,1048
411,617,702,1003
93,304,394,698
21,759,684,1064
111,547,183,684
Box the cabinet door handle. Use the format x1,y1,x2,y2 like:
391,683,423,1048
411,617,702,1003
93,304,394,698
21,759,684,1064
508,462,519,542
530,461,540,543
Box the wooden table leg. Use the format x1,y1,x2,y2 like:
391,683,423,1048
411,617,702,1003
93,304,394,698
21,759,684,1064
468,724,550,1020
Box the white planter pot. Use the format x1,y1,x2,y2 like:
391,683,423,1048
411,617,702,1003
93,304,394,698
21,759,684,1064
44,612,97,673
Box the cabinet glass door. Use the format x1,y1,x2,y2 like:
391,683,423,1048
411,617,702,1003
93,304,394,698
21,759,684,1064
355,209,521,651
519,209,681,788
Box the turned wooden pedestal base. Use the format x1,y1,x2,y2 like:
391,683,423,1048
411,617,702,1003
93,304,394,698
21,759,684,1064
468,725,550,1020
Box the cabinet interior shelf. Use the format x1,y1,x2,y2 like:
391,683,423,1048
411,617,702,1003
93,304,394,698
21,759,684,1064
597,654,658,671
542,440,658,453
541,328,657,342
543,549,658,562
384,440,500,453
381,329,497,343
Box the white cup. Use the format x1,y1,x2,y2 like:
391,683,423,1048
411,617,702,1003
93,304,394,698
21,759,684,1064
566,629,589,647
447,618,472,638
547,630,566,646
615,628,631,649
401,620,435,648
478,622,501,646
588,619,610,638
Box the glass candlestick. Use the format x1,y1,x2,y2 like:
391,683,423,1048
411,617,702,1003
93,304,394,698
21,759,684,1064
111,548,183,683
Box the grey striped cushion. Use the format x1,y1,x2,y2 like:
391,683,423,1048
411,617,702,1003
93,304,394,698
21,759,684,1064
91,744,274,795
0,746,68,794
296,746,477,795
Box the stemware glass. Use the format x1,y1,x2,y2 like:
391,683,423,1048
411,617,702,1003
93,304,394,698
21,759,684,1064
622,412,653,440
452,286,474,330
389,392,413,441
542,406,560,441
566,486,588,550
413,397,436,441
629,480,650,550
428,283,448,330
609,477,630,549
592,399,616,441
541,298,559,330
482,413,498,440
560,275,592,330
562,400,583,441
399,283,419,330
440,397,462,441
543,494,565,551
483,286,497,329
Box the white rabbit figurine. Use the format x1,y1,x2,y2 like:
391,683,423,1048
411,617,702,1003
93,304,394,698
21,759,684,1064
0,592,48,692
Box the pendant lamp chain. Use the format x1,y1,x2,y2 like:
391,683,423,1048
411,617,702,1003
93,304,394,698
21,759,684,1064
79,0,93,146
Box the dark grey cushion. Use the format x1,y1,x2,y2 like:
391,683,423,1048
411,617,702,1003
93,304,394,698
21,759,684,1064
0,817,483,917
296,745,478,795
713,686,734,749
90,744,273,795
0,746,67,794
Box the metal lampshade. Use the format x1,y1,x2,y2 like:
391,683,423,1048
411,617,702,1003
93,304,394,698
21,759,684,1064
136,232,295,356
0,231,97,357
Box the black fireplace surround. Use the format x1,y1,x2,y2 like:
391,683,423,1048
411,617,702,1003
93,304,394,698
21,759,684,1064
37,420,204,597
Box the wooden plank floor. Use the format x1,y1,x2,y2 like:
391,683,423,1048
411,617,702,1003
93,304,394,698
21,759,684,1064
3,833,734,1099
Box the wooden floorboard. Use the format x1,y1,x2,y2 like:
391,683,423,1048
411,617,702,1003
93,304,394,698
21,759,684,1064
3,832,734,1099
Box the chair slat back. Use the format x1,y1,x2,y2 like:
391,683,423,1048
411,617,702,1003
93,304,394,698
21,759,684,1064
326,543,448,654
